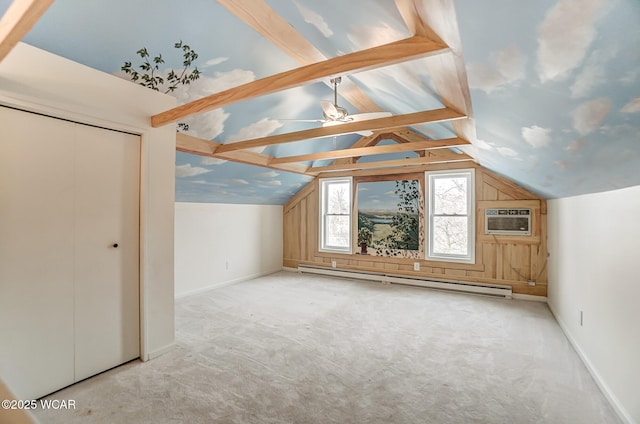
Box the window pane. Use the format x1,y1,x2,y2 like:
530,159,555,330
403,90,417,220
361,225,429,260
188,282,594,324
433,176,467,215
432,216,468,255
325,216,350,248
327,182,350,214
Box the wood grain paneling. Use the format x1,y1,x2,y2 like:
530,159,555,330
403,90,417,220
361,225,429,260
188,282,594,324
283,164,548,296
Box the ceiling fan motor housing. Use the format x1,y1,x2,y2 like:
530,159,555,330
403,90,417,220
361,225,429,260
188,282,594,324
323,105,349,121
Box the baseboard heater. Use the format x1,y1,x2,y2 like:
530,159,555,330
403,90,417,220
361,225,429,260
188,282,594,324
297,265,513,299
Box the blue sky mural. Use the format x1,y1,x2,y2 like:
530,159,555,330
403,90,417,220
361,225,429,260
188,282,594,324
456,0,640,197
1,0,638,203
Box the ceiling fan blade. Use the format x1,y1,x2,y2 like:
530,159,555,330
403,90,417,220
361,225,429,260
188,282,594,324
321,120,343,128
320,100,340,120
356,130,374,136
348,111,393,122
321,111,392,136
321,120,372,137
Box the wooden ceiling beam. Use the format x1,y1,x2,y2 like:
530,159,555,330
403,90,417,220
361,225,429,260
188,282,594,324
386,127,439,143
215,0,459,173
215,108,465,154
394,0,477,143
217,0,383,113
332,132,383,166
0,0,53,62
347,128,447,162
176,132,220,155
332,130,397,166
394,0,445,43
216,150,309,175
270,137,469,165
175,133,309,175
151,35,448,127
215,0,325,66
307,150,473,175
317,162,479,179
332,127,453,164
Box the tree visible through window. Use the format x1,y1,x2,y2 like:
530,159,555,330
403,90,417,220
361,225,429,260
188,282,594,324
427,170,475,263
320,178,352,252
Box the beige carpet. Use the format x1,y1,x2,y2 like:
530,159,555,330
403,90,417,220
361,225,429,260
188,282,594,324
34,271,621,423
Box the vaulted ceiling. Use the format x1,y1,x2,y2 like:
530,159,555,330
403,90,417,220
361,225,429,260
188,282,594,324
1,0,638,204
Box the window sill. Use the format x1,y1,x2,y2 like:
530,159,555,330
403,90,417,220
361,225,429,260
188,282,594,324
427,253,476,265
318,248,352,255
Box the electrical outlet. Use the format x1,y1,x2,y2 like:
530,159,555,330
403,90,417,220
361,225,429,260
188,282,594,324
413,262,420,271
331,260,337,268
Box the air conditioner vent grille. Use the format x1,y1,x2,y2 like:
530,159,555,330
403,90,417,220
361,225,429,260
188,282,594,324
485,208,531,236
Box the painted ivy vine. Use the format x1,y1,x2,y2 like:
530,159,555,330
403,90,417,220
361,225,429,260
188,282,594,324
121,41,201,131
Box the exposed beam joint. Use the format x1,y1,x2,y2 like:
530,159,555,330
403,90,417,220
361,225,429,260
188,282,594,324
215,108,466,154
394,0,477,144
394,0,445,43
0,0,54,63
175,133,309,175
176,132,220,156
151,35,449,127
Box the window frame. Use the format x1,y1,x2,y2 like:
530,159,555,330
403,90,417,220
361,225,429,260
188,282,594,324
318,176,353,253
425,168,475,264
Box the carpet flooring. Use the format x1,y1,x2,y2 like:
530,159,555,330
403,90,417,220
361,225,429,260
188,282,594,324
33,271,621,423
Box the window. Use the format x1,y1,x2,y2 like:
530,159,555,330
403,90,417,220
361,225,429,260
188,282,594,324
319,177,352,252
426,169,475,263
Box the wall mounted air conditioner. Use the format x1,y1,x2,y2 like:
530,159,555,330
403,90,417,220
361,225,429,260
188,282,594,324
485,208,531,236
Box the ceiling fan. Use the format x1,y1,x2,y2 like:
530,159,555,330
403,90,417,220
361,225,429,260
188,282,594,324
286,76,392,137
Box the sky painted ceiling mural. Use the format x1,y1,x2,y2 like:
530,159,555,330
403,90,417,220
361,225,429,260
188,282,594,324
1,0,638,204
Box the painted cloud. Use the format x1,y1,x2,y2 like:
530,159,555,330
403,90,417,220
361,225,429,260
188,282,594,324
293,0,333,38
522,125,552,148
223,118,284,153
572,98,611,135
175,164,213,178
467,44,527,93
621,97,640,114
347,22,405,50
570,49,613,98
537,0,606,82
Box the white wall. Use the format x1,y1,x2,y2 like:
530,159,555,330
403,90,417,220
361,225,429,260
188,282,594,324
548,185,640,424
0,43,177,360
175,202,283,297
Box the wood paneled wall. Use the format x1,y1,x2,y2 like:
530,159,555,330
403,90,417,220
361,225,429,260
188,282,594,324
283,163,548,296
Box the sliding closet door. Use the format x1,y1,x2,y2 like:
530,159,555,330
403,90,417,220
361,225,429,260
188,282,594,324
0,106,141,398
0,107,76,398
73,125,140,382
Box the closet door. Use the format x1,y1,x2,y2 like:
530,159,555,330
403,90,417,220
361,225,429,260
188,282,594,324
0,107,76,398
0,106,141,398
73,125,140,382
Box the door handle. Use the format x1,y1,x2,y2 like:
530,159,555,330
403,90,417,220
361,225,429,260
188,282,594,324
112,243,119,248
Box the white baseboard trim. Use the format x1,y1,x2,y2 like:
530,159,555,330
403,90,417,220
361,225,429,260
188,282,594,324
286,267,548,302
174,269,282,299
512,293,548,302
146,343,176,361
548,301,635,424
